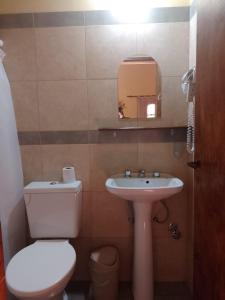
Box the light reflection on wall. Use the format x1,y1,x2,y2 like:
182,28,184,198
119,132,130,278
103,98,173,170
0,0,190,14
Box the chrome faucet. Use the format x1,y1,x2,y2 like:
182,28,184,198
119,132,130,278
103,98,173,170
124,169,132,178
138,169,146,178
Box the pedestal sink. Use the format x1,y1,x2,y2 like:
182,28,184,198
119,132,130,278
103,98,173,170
105,173,184,300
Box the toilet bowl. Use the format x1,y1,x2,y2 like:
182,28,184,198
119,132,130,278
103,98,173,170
6,240,76,300
6,180,82,299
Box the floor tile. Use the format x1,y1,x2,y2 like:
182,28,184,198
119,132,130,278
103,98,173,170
66,281,192,300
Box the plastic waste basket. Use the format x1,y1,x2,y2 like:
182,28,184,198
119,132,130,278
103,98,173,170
89,246,119,300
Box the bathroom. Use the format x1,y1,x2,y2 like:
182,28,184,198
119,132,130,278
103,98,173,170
0,0,224,299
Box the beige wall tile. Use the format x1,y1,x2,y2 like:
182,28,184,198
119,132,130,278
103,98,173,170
20,145,43,184
160,76,187,127
88,79,117,129
86,25,137,79
167,191,188,224
152,201,173,239
137,22,189,77
36,26,86,80
152,190,188,240
80,191,92,238
138,142,187,178
88,79,138,129
154,237,187,281
41,144,90,190
91,191,133,238
11,81,39,131
90,143,138,191
71,237,92,281
189,14,197,68
38,80,88,131
0,29,36,80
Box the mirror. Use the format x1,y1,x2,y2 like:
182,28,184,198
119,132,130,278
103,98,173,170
118,56,161,120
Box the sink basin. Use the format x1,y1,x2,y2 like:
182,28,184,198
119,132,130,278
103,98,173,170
105,174,183,202
105,173,184,300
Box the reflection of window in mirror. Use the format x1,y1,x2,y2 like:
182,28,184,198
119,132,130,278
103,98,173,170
138,96,161,119
147,104,156,118
118,56,161,120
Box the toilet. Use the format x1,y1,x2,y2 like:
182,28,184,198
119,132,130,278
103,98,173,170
6,180,82,300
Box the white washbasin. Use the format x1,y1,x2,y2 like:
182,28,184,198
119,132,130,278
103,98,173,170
105,173,184,300
105,174,184,202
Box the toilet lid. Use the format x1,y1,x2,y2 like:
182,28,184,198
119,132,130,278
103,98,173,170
6,240,76,297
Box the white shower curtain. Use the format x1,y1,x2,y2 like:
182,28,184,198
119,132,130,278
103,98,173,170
0,49,25,266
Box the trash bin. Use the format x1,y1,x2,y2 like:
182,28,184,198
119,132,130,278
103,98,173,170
89,246,119,300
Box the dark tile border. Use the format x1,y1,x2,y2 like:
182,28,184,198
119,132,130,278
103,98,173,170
85,7,190,25
40,131,89,144
77,7,190,26
0,6,190,29
145,7,190,24
0,13,34,28
18,127,186,145
84,10,116,26
90,127,186,143
18,131,41,145
34,11,84,27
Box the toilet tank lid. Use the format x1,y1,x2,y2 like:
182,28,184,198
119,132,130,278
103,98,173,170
24,181,82,194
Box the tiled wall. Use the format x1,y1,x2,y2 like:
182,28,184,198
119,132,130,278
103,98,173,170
0,8,190,283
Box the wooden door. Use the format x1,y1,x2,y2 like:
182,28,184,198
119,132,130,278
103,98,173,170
194,0,225,299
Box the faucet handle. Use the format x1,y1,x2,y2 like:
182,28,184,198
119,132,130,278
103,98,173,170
124,169,132,177
153,171,160,178
138,169,146,177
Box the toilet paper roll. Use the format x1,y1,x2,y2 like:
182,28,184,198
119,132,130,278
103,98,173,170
62,166,76,183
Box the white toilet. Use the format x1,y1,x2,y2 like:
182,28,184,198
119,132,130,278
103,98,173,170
6,180,82,300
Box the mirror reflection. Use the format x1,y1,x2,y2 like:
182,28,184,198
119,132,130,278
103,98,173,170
118,56,161,120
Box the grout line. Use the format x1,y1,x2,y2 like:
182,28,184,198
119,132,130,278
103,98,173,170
32,24,45,180
9,75,183,84
31,13,35,28
84,23,92,191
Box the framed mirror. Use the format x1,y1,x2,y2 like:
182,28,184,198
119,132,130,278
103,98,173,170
118,56,161,120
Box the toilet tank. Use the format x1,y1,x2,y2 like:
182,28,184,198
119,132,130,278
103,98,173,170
24,181,82,238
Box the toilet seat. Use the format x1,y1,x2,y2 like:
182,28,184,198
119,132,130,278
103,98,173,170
6,240,76,299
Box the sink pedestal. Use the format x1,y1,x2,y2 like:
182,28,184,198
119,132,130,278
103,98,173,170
133,202,153,300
